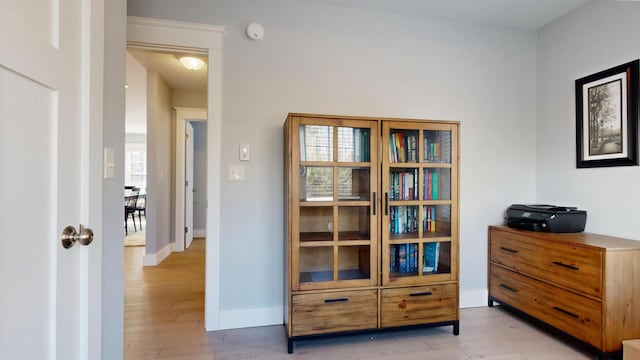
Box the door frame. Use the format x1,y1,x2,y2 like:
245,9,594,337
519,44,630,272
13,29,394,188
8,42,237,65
127,16,224,330
174,107,207,252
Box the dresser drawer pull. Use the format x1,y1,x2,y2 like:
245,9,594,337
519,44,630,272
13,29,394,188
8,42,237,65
499,284,518,293
553,306,580,319
552,261,579,271
410,291,433,297
499,246,519,254
324,298,349,303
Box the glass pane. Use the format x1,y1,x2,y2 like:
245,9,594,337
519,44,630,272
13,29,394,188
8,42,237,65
389,243,419,278
300,166,333,201
389,168,418,200
423,130,451,164
300,247,334,282
338,245,370,280
423,241,451,275
389,129,419,163
300,125,333,162
389,206,418,239
338,127,370,162
338,206,370,240
423,168,451,200
423,205,451,237
300,206,333,241
338,167,370,201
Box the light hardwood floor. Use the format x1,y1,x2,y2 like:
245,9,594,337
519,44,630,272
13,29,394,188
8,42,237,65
125,239,595,359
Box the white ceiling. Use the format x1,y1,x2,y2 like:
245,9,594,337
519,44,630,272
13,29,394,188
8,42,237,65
128,49,208,92
306,0,593,29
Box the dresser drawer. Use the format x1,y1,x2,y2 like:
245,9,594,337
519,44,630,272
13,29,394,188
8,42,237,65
380,284,457,328
490,264,602,348
291,290,377,336
490,230,602,297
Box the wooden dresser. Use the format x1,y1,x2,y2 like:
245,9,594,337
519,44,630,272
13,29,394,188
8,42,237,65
488,225,640,359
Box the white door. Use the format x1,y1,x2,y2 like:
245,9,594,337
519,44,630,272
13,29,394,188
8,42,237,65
0,1,102,359
185,122,195,249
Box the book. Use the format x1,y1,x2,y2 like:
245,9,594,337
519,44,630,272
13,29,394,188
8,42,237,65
353,128,361,162
299,126,306,161
362,130,369,162
432,171,438,200
423,242,440,273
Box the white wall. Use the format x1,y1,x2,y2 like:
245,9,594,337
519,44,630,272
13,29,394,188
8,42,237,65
103,0,126,358
128,0,538,327
146,72,174,254
125,51,147,134
192,121,207,233
537,0,640,239
173,89,207,108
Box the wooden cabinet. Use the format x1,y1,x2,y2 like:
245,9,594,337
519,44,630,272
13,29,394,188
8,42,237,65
489,225,640,359
284,113,459,352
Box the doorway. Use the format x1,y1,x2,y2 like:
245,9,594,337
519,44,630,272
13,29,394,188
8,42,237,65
127,16,224,330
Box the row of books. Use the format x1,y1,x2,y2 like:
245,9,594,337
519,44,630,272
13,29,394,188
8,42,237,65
390,206,441,234
424,206,437,233
390,243,418,273
389,206,419,234
424,131,452,163
349,128,370,162
424,170,439,200
389,169,418,200
389,242,441,273
389,132,418,163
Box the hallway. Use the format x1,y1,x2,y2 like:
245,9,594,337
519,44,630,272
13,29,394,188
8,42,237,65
125,238,211,359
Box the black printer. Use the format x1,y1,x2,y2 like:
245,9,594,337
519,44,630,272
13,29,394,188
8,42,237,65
505,204,587,233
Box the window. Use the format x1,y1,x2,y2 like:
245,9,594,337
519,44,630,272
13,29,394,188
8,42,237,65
125,142,146,191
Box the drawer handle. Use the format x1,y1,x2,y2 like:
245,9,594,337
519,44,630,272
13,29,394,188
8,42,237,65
500,246,518,254
324,298,349,303
410,291,433,297
552,261,580,271
499,284,518,293
553,306,580,319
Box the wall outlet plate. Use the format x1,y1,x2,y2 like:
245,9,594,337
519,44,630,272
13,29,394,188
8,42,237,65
229,164,245,180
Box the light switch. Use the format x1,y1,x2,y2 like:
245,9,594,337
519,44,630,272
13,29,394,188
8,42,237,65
239,144,250,161
229,164,245,180
104,148,115,179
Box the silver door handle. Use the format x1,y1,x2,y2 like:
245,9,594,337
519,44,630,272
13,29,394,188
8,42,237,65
61,224,94,249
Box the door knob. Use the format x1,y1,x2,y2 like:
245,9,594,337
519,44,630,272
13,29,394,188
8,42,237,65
61,224,94,249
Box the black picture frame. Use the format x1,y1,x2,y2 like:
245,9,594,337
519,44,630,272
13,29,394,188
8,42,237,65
575,60,639,168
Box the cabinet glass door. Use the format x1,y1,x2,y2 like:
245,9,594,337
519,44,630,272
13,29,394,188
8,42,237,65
382,122,457,286
294,119,378,290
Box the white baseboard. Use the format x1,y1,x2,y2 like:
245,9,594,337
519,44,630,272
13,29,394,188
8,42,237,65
143,243,172,266
194,229,206,238
460,288,489,308
219,306,283,330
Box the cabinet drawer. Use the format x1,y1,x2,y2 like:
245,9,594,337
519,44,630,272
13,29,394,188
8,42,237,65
380,284,457,328
490,230,602,297
490,264,602,348
291,290,377,336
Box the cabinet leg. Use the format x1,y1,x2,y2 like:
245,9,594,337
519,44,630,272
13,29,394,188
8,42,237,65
453,320,460,336
488,297,494,307
287,338,294,354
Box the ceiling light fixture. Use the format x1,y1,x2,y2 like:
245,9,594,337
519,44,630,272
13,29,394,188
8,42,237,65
179,56,205,71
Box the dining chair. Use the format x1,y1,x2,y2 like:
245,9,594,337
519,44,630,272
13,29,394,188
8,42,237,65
124,187,140,235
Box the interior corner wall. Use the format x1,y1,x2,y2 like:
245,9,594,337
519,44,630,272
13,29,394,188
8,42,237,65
536,0,640,239
127,0,538,327
146,71,174,256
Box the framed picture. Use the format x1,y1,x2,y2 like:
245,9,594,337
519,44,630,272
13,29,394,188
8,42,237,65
575,59,639,168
